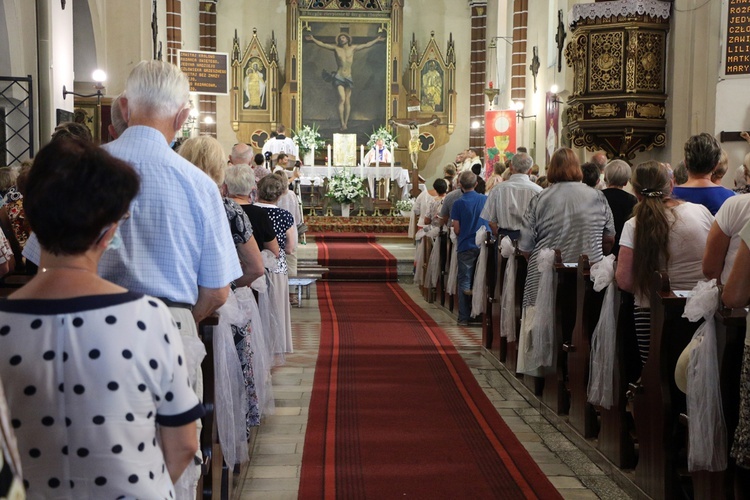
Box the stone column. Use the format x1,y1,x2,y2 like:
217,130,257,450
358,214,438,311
36,0,74,143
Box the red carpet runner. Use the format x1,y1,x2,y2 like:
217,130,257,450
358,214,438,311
299,281,562,499
316,234,398,282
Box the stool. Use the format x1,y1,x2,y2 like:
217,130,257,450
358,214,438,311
288,278,316,307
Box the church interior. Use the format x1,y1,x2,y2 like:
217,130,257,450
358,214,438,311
1,0,750,499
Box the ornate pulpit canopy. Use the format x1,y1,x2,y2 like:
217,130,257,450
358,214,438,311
565,0,671,160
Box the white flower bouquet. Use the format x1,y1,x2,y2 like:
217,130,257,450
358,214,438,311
326,170,368,204
293,124,325,155
395,198,414,212
367,126,398,150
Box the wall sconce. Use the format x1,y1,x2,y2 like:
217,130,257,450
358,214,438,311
513,100,536,121
62,69,107,105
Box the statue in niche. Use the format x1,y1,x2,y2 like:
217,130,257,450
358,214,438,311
243,58,266,109
420,60,443,113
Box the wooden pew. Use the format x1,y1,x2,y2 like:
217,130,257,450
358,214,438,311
566,255,605,437
597,289,637,469
631,271,699,499
482,233,497,350
538,250,575,412
197,315,227,500
491,239,507,361
418,236,431,301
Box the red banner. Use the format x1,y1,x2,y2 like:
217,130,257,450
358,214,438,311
485,110,517,174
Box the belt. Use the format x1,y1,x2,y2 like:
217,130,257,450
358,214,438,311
158,297,194,311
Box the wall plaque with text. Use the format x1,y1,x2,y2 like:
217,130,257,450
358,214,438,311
178,50,229,95
725,0,750,76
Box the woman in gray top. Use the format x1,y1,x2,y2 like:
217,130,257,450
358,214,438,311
517,148,615,373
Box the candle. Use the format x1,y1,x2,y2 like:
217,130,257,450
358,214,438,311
327,144,332,178
360,144,365,178
375,152,379,195
311,145,315,167
390,145,395,180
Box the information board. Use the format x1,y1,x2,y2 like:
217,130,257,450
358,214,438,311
725,0,750,76
177,50,229,95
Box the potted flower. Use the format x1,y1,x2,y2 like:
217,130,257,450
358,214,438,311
293,124,326,165
395,198,415,217
326,169,368,217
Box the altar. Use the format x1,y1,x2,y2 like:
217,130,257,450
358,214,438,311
298,165,411,199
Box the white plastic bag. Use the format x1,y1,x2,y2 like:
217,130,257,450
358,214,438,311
527,248,556,372
587,255,617,408
499,237,517,342
681,279,727,472
471,227,488,317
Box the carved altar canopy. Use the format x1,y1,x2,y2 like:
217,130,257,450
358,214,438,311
231,29,279,132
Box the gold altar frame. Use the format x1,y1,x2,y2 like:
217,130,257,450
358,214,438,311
297,16,391,144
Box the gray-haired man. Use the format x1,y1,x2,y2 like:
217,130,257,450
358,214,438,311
480,152,542,240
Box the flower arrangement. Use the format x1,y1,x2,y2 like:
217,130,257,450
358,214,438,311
367,126,398,150
293,124,326,155
326,169,368,204
395,198,415,212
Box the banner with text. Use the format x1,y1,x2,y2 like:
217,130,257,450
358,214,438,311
178,50,229,95
724,0,750,76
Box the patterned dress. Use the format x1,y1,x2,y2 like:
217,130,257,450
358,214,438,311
223,198,261,430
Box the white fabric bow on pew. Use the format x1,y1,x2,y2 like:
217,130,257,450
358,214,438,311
425,226,442,289
527,248,556,372
680,279,727,472
445,228,458,296
471,226,488,317
215,292,251,468
499,237,517,342
587,254,617,409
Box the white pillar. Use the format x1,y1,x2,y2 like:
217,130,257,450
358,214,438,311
36,0,74,144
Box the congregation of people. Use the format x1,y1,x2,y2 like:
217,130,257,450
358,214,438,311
411,131,750,492
0,60,304,499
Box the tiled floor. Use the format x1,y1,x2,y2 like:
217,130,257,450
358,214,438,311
235,238,634,499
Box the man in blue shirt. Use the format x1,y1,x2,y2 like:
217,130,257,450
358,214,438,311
451,170,489,325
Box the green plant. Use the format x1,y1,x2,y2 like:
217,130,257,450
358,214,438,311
326,169,368,204
293,124,326,155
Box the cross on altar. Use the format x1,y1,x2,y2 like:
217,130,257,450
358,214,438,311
389,115,439,198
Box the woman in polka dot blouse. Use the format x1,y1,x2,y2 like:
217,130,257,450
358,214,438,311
0,139,204,499
254,174,295,354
